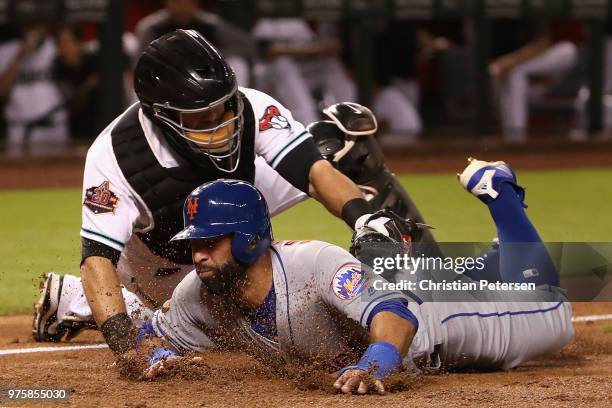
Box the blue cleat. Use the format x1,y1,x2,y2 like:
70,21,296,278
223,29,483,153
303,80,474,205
458,157,522,203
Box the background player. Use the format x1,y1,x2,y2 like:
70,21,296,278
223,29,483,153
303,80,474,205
0,25,68,156
32,30,426,359
131,160,573,393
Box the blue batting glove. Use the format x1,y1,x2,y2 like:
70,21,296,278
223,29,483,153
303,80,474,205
337,341,402,379
148,347,178,367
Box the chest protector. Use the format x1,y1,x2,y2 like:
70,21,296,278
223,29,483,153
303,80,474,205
111,95,256,264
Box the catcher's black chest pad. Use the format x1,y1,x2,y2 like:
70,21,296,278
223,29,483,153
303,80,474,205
111,96,256,264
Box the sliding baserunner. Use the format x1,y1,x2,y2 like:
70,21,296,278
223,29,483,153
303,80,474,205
129,159,572,394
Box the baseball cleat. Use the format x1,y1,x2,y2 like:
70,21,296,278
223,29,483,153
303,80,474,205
457,157,519,203
32,273,96,342
33,272,63,342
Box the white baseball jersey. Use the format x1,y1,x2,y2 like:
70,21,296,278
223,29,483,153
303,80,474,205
0,37,63,123
252,18,315,43
251,19,357,125
152,241,574,371
80,87,309,253
79,87,315,306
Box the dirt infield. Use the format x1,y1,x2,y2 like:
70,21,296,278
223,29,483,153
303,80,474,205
0,303,610,407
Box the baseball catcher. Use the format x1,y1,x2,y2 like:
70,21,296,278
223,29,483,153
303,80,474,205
32,30,428,358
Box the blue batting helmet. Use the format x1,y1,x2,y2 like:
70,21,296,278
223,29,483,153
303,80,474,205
171,179,272,264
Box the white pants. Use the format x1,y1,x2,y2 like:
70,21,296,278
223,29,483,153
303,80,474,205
226,56,250,88
57,156,308,324
256,56,357,125
574,38,612,132
6,109,68,156
497,42,578,132
58,274,154,326
373,82,422,134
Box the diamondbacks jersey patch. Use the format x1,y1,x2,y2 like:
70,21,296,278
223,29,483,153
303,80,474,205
83,181,119,215
259,105,291,131
332,263,367,300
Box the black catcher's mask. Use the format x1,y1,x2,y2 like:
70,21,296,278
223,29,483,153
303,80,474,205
134,29,243,173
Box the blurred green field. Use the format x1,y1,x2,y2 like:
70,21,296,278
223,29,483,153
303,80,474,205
1,168,611,315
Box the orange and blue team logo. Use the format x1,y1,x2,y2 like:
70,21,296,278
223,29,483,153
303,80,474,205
332,264,367,300
186,196,199,220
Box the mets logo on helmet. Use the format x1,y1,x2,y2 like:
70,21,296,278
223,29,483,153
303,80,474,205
332,264,368,300
186,196,199,220
259,105,291,131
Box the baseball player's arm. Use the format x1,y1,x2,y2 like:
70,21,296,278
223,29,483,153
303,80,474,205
369,312,415,355
247,88,373,229
132,272,216,379
334,312,416,395
315,245,419,394
490,34,551,78
79,134,142,358
0,52,25,97
308,159,372,227
81,256,125,322
81,256,136,357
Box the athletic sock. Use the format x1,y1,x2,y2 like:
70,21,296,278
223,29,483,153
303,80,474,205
487,182,559,286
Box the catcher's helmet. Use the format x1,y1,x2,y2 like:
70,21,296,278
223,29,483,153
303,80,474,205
134,29,243,173
171,180,272,264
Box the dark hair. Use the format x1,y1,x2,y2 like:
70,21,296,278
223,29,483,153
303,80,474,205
54,24,83,40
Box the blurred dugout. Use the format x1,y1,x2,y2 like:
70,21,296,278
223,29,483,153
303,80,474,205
1,0,612,155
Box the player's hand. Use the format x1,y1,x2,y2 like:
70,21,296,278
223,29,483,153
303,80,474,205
140,345,181,380
142,355,204,380
489,57,515,80
333,368,385,395
142,355,181,380
19,29,44,57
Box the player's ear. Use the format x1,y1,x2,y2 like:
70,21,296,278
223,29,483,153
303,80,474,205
248,235,260,250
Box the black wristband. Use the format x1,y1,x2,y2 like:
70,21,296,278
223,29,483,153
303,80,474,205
274,136,324,194
81,237,121,266
100,312,136,357
341,198,372,229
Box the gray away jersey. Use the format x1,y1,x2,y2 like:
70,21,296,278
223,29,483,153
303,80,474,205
152,240,574,372
151,240,407,367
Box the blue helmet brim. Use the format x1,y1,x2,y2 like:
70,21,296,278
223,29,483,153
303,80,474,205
170,224,234,241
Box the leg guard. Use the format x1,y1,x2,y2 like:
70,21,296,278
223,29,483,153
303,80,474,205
309,120,442,257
